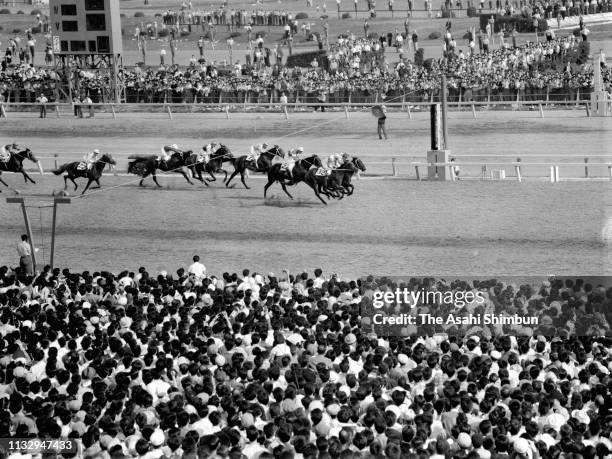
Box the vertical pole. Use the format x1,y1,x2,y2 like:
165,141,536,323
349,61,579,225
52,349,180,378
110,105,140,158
391,157,397,176
407,104,412,119
344,104,350,119
21,201,37,274
549,166,555,183
584,157,589,178
608,165,612,180
554,166,559,182
472,102,476,119
538,103,544,118
441,75,448,150
54,154,58,170
167,105,173,119
55,104,60,118
225,105,230,119
515,164,522,182
111,104,117,119
415,165,421,180
50,201,58,269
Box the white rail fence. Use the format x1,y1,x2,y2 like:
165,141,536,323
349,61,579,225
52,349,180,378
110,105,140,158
0,99,601,119
13,153,612,183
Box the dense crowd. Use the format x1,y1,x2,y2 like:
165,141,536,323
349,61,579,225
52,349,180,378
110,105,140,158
1,260,612,459
160,8,295,27
0,34,609,104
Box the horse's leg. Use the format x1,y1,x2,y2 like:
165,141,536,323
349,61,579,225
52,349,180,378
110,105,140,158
221,169,228,182
180,168,194,186
152,171,162,188
207,170,216,181
280,181,294,200
240,171,250,189
82,179,93,195
313,183,327,205
263,178,273,198
0,175,8,188
71,176,78,190
22,171,35,184
226,169,239,187
91,177,101,189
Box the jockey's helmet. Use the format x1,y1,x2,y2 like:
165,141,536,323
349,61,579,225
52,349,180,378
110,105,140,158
171,144,178,149
297,147,304,153
93,149,100,154
342,153,350,161
261,143,269,150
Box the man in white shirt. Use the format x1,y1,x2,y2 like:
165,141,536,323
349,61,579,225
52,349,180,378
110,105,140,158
188,255,206,281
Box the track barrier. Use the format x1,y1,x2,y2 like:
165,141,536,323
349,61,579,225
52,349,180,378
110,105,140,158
0,100,600,119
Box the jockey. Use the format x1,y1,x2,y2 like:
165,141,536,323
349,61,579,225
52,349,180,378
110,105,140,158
248,142,268,163
159,144,181,166
282,146,303,178
327,154,342,170
83,149,101,170
0,143,16,162
341,152,352,165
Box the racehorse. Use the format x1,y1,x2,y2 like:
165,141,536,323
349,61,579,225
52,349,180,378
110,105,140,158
264,154,322,199
127,150,194,187
303,167,344,205
329,156,366,197
225,145,285,189
53,153,117,195
0,146,43,191
186,145,234,185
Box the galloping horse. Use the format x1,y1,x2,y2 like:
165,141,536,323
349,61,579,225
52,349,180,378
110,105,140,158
264,154,322,199
226,145,285,189
127,150,194,187
0,146,43,191
53,153,117,195
329,156,366,197
186,145,234,184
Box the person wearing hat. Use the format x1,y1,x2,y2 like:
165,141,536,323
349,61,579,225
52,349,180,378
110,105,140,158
83,148,101,170
247,142,268,166
158,143,182,168
281,146,302,179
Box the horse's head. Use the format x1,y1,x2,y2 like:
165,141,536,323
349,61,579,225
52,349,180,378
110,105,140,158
101,154,117,166
265,145,284,159
15,147,44,175
352,157,366,172
303,155,322,168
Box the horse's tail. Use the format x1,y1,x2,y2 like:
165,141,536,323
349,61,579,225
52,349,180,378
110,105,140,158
53,163,70,175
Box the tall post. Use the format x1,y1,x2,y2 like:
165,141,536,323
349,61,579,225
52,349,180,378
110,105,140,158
50,201,58,269
50,197,71,269
441,75,449,150
7,198,37,274
21,201,36,273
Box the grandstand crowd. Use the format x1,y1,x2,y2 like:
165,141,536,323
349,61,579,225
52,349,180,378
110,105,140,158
1,259,612,459
0,32,608,104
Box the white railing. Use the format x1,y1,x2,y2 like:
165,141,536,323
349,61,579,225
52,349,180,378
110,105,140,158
0,98,599,120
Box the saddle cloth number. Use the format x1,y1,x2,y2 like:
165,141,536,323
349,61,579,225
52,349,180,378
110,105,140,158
316,167,331,176
77,162,87,170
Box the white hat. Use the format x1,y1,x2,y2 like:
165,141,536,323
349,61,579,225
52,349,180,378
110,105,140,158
297,147,304,152
215,355,226,366
93,149,100,154
150,428,165,447
171,144,178,149
457,432,472,449
398,354,409,365
514,438,530,455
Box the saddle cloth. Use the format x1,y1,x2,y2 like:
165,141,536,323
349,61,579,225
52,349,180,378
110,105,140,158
77,162,87,170
316,167,331,176
246,154,258,162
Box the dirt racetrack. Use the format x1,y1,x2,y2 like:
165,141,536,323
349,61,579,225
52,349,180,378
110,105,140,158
0,109,610,277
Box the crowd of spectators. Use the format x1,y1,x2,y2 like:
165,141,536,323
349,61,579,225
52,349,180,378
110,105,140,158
1,260,612,459
0,32,609,104
160,8,296,28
